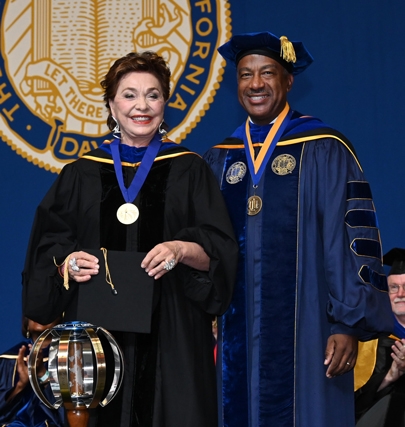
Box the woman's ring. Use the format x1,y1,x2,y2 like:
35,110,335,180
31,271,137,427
69,257,80,272
163,259,176,271
346,362,350,366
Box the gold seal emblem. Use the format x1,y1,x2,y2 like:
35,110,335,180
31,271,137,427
226,161,247,184
0,0,232,173
271,154,296,176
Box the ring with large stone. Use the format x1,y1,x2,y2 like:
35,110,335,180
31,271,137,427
69,257,80,272
163,259,176,271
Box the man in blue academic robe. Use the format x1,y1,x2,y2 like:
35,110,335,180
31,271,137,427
204,31,394,427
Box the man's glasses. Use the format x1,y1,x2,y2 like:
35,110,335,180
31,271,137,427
388,284,405,294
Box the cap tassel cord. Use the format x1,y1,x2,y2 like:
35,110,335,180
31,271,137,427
101,247,118,295
280,36,296,63
53,255,71,290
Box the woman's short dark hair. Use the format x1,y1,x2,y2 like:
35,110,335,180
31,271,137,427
100,51,171,131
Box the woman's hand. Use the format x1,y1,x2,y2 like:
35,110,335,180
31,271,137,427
141,240,209,280
61,251,99,282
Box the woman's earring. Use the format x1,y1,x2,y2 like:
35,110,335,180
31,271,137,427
26,330,30,339
158,120,167,141
112,116,121,139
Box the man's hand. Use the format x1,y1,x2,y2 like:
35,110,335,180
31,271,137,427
378,338,405,390
6,345,29,402
324,334,358,378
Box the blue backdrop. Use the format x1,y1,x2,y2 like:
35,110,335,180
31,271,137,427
1,0,404,351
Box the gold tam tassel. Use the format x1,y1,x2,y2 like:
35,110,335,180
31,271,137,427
101,247,118,295
53,255,71,290
280,36,296,63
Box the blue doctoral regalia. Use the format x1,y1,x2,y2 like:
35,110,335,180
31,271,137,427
204,110,393,427
0,341,64,427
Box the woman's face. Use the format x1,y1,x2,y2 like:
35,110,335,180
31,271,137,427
109,71,165,147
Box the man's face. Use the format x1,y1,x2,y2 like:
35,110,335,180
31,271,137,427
28,318,61,343
237,54,294,125
388,274,405,319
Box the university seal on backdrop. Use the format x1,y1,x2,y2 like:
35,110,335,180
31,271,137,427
0,0,231,173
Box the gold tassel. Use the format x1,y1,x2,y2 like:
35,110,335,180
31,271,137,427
54,255,71,290
101,247,117,295
280,36,296,63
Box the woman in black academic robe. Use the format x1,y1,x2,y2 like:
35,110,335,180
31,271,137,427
22,51,238,427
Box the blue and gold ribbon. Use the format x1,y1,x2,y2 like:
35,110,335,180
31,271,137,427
243,103,293,185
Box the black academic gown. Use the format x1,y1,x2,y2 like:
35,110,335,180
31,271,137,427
22,143,238,427
356,336,405,427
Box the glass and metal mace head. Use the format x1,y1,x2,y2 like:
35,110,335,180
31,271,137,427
28,321,124,411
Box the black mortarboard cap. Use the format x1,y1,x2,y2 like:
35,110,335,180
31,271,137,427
65,249,155,333
383,248,405,275
218,31,313,75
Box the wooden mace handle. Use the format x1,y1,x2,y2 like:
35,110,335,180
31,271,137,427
66,406,89,427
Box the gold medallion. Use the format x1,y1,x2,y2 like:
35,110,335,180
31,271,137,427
247,195,262,216
116,203,139,225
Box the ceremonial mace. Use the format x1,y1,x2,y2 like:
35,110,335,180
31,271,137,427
28,321,124,427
